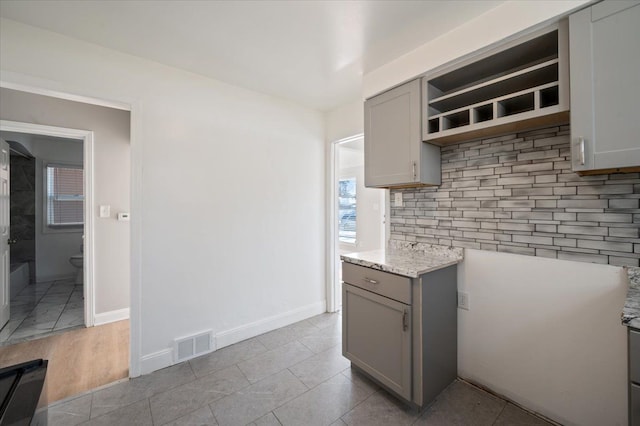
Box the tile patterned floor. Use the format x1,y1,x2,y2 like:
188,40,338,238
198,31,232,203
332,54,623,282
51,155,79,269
0,280,84,345
47,312,554,426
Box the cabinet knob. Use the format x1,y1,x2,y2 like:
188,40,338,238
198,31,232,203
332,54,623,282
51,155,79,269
363,277,378,285
412,161,417,180
402,310,409,331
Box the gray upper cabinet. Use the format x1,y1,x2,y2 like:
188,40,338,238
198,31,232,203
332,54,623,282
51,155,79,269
364,79,441,188
423,22,570,145
570,1,640,173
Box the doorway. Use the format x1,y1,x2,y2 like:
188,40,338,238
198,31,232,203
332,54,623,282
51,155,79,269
0,121,95,345
328,135,386,312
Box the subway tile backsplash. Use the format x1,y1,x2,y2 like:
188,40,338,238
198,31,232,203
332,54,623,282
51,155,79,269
390,125,640,266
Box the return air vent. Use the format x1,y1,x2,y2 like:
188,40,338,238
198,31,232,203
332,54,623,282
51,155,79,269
174,330,214,362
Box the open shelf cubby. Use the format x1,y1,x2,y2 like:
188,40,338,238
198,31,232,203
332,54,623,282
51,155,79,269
473,104,494,123
423,24,568,143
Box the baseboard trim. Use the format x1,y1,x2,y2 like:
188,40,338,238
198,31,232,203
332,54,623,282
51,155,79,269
94,308,130,326
215,300,327,349
140,349,173,375
137,300,326,376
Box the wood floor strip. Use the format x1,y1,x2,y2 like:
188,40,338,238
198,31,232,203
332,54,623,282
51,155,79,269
0,320,129,403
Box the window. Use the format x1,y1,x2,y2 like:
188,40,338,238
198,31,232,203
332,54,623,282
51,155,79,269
46,164,84,227
338,177,356,244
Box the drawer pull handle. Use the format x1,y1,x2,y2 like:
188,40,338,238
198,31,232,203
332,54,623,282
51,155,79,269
363,278,378,285
402,310,409,331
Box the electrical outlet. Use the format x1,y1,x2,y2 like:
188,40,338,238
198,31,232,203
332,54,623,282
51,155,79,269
457,291,470,310
394,192,403,207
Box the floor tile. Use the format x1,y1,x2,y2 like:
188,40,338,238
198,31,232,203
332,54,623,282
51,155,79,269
210,369,308,426
257,319,319,350
288,344,350,388
149,365,249,424
330,420,347,426
341,389,420,426
340,367,379,394
162,406,218,426
306,313,341,329
84,398,153,426
9,324,53,340
189,337,268,378
414,381,506,426
250,412,282,426
493,403,553,425
54,308,84,330
47,394,92,426
22,305,64,323
298,323,342,354
0,319,24,343
274,373,375,426
91,362,196,418
4,279,85,343
237,341,313,383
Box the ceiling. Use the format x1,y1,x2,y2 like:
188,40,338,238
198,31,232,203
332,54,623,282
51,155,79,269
0,0,504,111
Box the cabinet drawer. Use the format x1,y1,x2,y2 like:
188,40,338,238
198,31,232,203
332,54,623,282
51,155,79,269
342,262,411,304
631,329,640,384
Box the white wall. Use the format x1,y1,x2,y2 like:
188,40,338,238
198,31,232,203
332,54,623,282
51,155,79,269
363,0,590,98
325,100,364,143
458,250,628,425
0,18,326,375
31,137,83,282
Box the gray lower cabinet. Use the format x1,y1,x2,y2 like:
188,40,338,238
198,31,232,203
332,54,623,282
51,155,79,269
343,283,412,400
364,79,441,188
631,328,640,426
569,1,640,173
342,262,457,408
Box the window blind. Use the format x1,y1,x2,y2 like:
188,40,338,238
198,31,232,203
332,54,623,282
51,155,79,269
46,165,84,226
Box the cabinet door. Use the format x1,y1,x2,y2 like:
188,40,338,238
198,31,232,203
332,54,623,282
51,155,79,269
570,2,640,171
364,79,421,187
631,329,640,384
632,383,640,426
342,283,412,400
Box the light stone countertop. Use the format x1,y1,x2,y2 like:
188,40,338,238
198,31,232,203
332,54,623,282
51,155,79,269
340,241,463,278
622,266,640,329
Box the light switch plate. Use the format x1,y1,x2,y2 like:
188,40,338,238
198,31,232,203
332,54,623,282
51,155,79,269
394,192,403,207
457,291,470,310
99,205,110,218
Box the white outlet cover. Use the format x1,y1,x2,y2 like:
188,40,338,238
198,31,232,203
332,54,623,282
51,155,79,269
99,205,110,218
457,291,470,310
394,192,403,207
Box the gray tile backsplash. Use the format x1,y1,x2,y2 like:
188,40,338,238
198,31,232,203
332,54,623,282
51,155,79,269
390,125,640,266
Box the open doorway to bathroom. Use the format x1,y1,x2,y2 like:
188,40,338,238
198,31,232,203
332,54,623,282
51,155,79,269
0,128,87,345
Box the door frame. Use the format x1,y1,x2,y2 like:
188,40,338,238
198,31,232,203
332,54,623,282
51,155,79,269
327,134,387,313
0,120,96,327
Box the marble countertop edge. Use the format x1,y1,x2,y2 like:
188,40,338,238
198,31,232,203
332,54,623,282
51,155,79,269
340,242,464,279
622,266,640,329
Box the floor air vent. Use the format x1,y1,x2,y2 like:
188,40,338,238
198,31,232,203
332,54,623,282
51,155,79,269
174,330,214,362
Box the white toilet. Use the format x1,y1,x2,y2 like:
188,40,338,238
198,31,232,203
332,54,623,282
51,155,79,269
69,242,83,285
